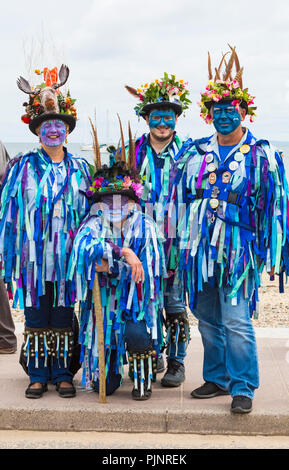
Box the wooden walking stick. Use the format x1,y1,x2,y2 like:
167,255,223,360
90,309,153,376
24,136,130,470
89,115,106,403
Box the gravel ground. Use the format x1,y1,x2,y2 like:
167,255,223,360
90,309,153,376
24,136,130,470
11,274,289,328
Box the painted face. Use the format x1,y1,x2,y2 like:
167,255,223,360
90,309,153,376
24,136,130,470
39,120,67,147
149,110,176,130
101,195,130,223
212,102,241,135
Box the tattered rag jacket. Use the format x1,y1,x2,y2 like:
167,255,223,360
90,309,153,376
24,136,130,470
0,147,91,308
177,128,289,316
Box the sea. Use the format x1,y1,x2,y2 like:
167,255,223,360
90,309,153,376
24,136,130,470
3,141,289,177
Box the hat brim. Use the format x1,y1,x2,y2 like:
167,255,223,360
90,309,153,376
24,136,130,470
140,101,183,118
29,113,76,135
92,189,139,203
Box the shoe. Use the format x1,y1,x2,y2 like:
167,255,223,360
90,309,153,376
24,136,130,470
131,382,152,401
56,382,76,398
25,383,48,399
161,359,185,387
0,346,17,354
156,354,165,373
231,395,252,414
191,382,229,399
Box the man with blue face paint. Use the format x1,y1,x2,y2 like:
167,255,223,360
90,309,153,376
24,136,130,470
176,47,289,414
0,65,91,399
124,74,193,388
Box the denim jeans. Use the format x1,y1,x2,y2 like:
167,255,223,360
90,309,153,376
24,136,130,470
24,282,74,385
164,280,187,364
194,282,259,399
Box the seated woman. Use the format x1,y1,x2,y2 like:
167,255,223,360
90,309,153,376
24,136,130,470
68,140,167,400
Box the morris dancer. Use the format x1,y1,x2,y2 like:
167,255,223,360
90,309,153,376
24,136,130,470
68,126,166,400
178,46,289,413
124,74,193,387
0,65,91,398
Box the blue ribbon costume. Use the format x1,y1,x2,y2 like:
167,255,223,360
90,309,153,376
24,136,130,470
129,132,194,363
0,146,91,383
67,204,167,393
177,128,289,316
0,147,91,309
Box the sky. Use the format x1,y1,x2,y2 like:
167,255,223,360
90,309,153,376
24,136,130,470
1,0,289,144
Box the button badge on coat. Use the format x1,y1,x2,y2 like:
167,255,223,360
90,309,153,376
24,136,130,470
207,162,217,172
209,172,217,185
205,153,214,163
222,171,231,183
209,198,219,210
240,144,250,154
229,161,239,171
234,152,244,162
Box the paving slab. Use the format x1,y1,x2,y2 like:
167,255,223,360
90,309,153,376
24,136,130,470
1,324,289,435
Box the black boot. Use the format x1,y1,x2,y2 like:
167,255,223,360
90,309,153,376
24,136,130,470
161,358,185,387
128,348,156,400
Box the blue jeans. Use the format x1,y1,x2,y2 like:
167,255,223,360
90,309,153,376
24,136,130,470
164,280,187,364
24,282,74,385
94,320,151,395
194,282,259,399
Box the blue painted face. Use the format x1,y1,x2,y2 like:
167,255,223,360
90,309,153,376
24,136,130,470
149,110,176,130
212,102,241,135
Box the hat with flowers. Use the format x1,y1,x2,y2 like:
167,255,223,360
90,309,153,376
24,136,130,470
87,117,144,203
198,45,257,124
125,73,191,118
17,65,77,135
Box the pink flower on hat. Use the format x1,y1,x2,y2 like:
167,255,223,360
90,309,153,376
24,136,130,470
131,182,144,197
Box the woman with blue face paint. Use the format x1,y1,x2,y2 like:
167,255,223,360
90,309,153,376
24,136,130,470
68,133,166,401
0,65,91,399
124,75,194,388
176,47,289,414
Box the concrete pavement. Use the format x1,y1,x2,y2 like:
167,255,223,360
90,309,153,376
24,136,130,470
1,323,289,435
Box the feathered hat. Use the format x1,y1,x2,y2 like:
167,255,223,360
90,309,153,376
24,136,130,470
87,116,144,203
198,45,257,124
125,73,191,118
17,65,77,135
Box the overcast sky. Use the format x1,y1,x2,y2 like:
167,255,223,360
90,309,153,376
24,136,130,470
1,0,289,144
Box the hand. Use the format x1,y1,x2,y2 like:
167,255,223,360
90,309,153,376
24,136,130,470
95,259,109,273
122,247,145,283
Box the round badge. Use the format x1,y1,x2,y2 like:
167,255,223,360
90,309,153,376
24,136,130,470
209,198,219,210
234,152,244,162
207,163,216,172
222,171,231,183
229,161,239,171
240,144,250,154
209,172,217,185
205,153,214,163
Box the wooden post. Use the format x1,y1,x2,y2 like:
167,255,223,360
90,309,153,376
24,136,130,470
92,276,106,403
89,114,106,403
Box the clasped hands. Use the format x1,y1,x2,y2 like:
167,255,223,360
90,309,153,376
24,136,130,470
95,247,145,283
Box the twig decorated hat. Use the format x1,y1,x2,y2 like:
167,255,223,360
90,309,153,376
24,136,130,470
198,45,257,124
17,65,77,135
87,116,144,203
125,73,191,118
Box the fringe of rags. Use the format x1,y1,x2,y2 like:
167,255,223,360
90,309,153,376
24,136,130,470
67,210,167,389
176,135,289,318
119,133,194,275
0,148,91,309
